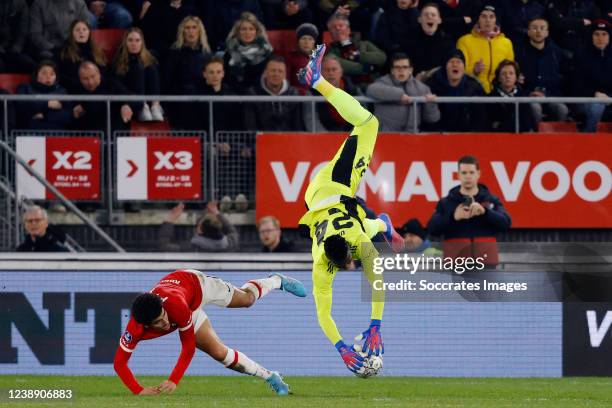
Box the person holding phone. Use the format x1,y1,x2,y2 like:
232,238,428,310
427,155,511,266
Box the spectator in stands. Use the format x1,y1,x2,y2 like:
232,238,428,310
366,53,440,132
202,0,264,52
515,17,569,125
245,55,305,130
113,27,163,122
58,19,108,94
225,12,274,93
574,20,612,132
73,61,135,131
257,215,295,252
547,0,602,54
487,60,535,132
306,55,362,131
374,0,420,57
287,22,319,94
408,3,455,80
29,0,91,61
425,49,487,131
316,0,374,36
164,15,212,129
427,155,511,265
326,12,387,88
196,56,243,132
86,0,132,29
495,0,546,44
0,0,36,73
430,0,483,39
139,0,195,56
262,0,314,29
398,218,438,254
159,202,240,252
16,205,69,252
16,61,72,130
457,4,514,93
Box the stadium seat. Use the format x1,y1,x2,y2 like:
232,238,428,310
0,74,29,93
92,29,126,61
267,30,296,59
130,119,171,133
538,121,578,133
597,122,612,133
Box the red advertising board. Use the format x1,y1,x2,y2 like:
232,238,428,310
16,136,101,200
256,133,612,228
116,137,202,200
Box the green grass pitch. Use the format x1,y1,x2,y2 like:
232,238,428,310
1,376,612,407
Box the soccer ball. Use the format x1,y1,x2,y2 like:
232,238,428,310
354,354,383,378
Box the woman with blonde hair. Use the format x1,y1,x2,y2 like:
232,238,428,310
113,28,163,122
164,15,212,128
224,11,273,92
57,19,107,93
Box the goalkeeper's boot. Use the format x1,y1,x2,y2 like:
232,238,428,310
379,213,405,252
297,44,326,87
271,273,307,297
266,371,290,396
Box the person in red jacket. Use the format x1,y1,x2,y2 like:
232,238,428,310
114,269,306,396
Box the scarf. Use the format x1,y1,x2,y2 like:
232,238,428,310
226,36,272,69
474,24,501,40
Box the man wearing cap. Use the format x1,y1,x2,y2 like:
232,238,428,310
456,4,514,93
425,49,487,131
398,218,442,256
287,22,319,94
574,19,612,132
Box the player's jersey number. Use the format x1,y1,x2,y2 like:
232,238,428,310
314,208,355,245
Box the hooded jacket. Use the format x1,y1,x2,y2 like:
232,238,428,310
427,183,511,239
456,27,515,93
367,74,440,132
29,0,89,56
244,77,304,131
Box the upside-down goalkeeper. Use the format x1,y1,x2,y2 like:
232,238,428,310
297,44,404,374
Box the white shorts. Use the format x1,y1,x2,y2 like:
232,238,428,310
184,269,235,332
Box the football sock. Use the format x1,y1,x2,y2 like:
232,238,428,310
222,348,272,380
314,77,371,126
241,276,281,301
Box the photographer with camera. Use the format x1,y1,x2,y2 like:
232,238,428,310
427,155,511,266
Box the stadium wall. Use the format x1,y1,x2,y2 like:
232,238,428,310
0,254,564,377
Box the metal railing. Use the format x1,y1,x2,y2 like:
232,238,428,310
0,93,609,251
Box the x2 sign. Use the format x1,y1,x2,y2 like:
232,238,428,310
116,137,202,200
16,136,101,200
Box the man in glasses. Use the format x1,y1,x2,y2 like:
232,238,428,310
16,205,69,252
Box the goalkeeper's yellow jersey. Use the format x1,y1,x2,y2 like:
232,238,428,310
299,200,384,345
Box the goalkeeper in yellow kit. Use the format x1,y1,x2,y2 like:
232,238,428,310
297,44,404,374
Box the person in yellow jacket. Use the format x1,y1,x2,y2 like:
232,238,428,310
456,5,514,93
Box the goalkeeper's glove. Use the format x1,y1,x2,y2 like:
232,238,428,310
356,319,384,356
335,340,364,374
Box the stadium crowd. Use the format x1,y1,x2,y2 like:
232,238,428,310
0,0,610,133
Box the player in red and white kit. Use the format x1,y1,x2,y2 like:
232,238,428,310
114,269,306,396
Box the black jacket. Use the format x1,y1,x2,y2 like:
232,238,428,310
496,0,547,44
244,79,305,131
0,0,28,54
16,81,72,129
573,42,612,96
16,227,69,252
515,38,569,96
487,84,536,132
73,78,137,131
427,184,512,239
407,28,455,75
262,237,295,253
374,3,419,55
57,43,108,93
163,46,211,94
429,0,484,39
425,69,487,132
